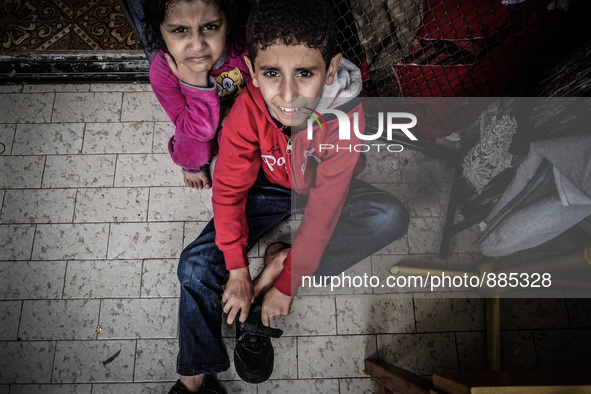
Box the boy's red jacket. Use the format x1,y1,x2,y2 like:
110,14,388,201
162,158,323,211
213,60,364,296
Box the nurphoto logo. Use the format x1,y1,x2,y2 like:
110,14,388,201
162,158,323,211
305,108,418,153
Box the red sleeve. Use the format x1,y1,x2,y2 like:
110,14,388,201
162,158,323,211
274,104,365,296
212,90,263,270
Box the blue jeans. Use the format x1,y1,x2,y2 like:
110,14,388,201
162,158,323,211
176,173,409,375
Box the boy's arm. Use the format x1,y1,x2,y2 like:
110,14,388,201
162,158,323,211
212,93,262,322
274,105,364,296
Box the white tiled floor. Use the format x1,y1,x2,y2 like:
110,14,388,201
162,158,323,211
1,82,590,394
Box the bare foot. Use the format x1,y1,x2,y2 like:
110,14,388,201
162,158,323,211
179,374,205,392
253,242,290,302
183,168,211,190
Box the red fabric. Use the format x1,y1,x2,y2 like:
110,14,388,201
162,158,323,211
392,0,556,140
418,0,509,40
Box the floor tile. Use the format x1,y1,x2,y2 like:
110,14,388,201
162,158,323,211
456,330,539,372
183,221,209,248
89,83,152,93
500,298,569,330
19,299,101,340
83,122,154,154
374,232,410,255
121,92,168,122
377,333,458,375
0,261,66,299
358,152,403,185
52,92,122,123
0,156,45,188
257,379,340,394
0,301,21,340
0,93,54,123
98,298,178,339
42,155,116,188
0,341,55,384
414,298,485,332
141,259,180,298
449,223,482,254
381,182,443,218
339,377,381,394
23,84,91,93
153,122,174,153
565,298,591,328
0,124,16,155
500,330,538,371
0,85,23,93
63,260,143,299
74,187,149,223
148,187,213,221
134,339,178,381
107,222,184,259
114,154,181,187
455,331,487,372
53,340,136,383
298,335,377,378
274,296,337,336
13,123,84,154
90,383,171,393
1,188,76,224
534,328,591,370
408,217,446,254
0,224,35,260
400,151,453,183
217,381,257,393
32,223,109,260
336,296,415,334
9,384,92,394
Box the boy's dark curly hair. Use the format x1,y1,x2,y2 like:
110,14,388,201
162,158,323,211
141,0,250,55
246,0,338,69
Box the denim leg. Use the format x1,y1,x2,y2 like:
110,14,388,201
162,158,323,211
176,175,291,376
313,178,409,277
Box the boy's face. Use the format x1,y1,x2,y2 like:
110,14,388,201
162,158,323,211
245,43,341,128
160,0,227,75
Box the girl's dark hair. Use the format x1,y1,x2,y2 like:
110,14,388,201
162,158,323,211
246,0,338,69
141,0,250,55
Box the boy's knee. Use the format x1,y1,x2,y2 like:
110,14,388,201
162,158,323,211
378,195,410,243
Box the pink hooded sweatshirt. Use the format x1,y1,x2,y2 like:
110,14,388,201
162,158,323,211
149,47,250,173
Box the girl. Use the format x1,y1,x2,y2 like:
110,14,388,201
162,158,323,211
142,0,251,189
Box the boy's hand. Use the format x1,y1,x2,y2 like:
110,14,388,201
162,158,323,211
164,53,209,88
261,286,293,326
222,267,254,324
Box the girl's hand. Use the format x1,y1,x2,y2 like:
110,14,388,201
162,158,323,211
164,53,210,88
183,169,211,190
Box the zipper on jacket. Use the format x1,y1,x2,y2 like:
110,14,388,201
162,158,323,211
285,136,293,155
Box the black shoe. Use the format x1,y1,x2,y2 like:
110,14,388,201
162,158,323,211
234,305,283,384
168,375,226,394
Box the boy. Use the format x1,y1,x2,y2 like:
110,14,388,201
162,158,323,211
169,0,409,393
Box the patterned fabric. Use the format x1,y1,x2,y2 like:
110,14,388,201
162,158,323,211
462,105,517,195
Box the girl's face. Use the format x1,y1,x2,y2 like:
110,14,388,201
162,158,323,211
160,0,227,74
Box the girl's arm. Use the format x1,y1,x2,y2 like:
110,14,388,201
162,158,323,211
150,50,220,143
